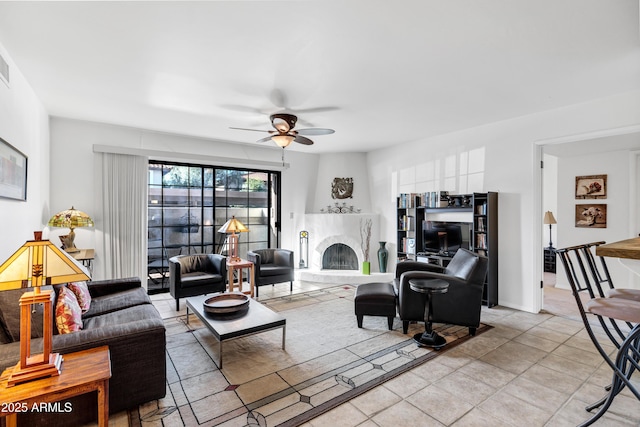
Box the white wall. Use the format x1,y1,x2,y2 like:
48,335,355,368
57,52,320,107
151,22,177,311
555,148,640,290
367,90,640,313
0,42,50,263
311,153,371,213
49,118,319,279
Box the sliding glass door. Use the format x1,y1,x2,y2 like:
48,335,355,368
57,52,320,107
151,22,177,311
147,162,281,293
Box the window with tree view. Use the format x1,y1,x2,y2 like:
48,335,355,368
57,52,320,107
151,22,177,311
147,162,280,293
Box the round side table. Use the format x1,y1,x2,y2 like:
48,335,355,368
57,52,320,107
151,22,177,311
408,278,450,349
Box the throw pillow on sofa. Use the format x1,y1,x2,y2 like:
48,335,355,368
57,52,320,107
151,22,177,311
68,281,91,312
55,286,83,334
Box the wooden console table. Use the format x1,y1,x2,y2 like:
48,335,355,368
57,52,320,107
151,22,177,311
0,346,111,427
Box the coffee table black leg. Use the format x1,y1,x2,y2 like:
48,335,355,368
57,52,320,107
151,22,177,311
413,291,447,349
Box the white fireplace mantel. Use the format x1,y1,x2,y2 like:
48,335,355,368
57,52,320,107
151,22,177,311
297,213,394,284
302,213,379,270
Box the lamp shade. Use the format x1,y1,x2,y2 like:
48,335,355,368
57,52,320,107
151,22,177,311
543,211,557,225
271,134,295,148
48,206,94,230
218,216,249,234
0,238,90,291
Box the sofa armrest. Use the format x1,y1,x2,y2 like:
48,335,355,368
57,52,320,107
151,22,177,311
169,257,182,287
207,254,227,276
247,251,261,275
274,249,294,267
400,270,474,288
87,277,142,298
395,261,444,279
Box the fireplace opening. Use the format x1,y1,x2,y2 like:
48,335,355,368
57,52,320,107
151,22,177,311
322,243,358,270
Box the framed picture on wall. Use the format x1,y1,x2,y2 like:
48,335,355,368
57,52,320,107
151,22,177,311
575,204,607,228
0,137,28,201
575,174,606,199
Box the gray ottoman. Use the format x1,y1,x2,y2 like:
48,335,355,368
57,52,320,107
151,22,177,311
354,282,397,330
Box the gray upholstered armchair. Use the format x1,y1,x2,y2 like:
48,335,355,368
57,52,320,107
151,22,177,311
169,254,226,310
247,249,294,297
393,249,489,336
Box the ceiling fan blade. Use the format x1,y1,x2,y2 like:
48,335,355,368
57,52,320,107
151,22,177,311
296,128,335,136
256,136,274,144
294,135,314,145
230,127,270,133
294,106,340,114
220,104,266,114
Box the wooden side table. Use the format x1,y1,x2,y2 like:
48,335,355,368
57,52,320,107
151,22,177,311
0,346,111,427
227,258,255,297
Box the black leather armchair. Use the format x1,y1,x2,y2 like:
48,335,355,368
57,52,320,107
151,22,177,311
394,249,489,336
247,249,294,297
169,254,226,310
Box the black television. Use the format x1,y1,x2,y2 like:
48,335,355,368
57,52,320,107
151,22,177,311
422,221,471,255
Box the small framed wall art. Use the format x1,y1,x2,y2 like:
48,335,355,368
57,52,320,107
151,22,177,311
575,204,607,228
0,137,28,201
575,174,606,199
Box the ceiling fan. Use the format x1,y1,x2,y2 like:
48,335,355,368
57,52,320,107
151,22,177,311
231,113,335,148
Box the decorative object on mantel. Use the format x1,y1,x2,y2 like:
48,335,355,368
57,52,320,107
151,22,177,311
331,177,353,199
0,231,91,385
321,202,361,214
47,206,94,253
299,230,309,268
360,218,372,275
377,241,389,273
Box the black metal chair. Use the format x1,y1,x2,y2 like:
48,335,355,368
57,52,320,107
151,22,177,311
556,243,640,426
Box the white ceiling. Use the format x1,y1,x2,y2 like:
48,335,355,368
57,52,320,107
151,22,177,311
0,1,639,153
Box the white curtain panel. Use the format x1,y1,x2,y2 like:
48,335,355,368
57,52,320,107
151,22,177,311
101,153,148,282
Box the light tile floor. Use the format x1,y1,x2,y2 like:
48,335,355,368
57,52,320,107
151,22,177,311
99,277,639,426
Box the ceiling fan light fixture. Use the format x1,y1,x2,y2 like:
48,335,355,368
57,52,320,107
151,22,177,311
272,134,295,148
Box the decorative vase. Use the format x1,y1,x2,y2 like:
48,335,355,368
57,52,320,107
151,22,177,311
362,261,370,275
377,241,388,273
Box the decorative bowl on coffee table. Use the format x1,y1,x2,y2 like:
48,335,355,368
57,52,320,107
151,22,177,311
203,292,250,317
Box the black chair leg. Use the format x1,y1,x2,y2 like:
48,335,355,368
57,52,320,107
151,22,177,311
357,315,363,328
290,281,293,292
469,327,477,336
387,316,394,330
176,298,180,311
403,321,409,334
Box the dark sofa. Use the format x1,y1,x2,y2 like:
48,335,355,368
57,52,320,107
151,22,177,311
0,277,166,426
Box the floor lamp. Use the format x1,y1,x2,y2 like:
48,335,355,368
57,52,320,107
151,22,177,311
543,211,557,250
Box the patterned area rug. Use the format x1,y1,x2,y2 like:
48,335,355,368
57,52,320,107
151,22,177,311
132,285,491,426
